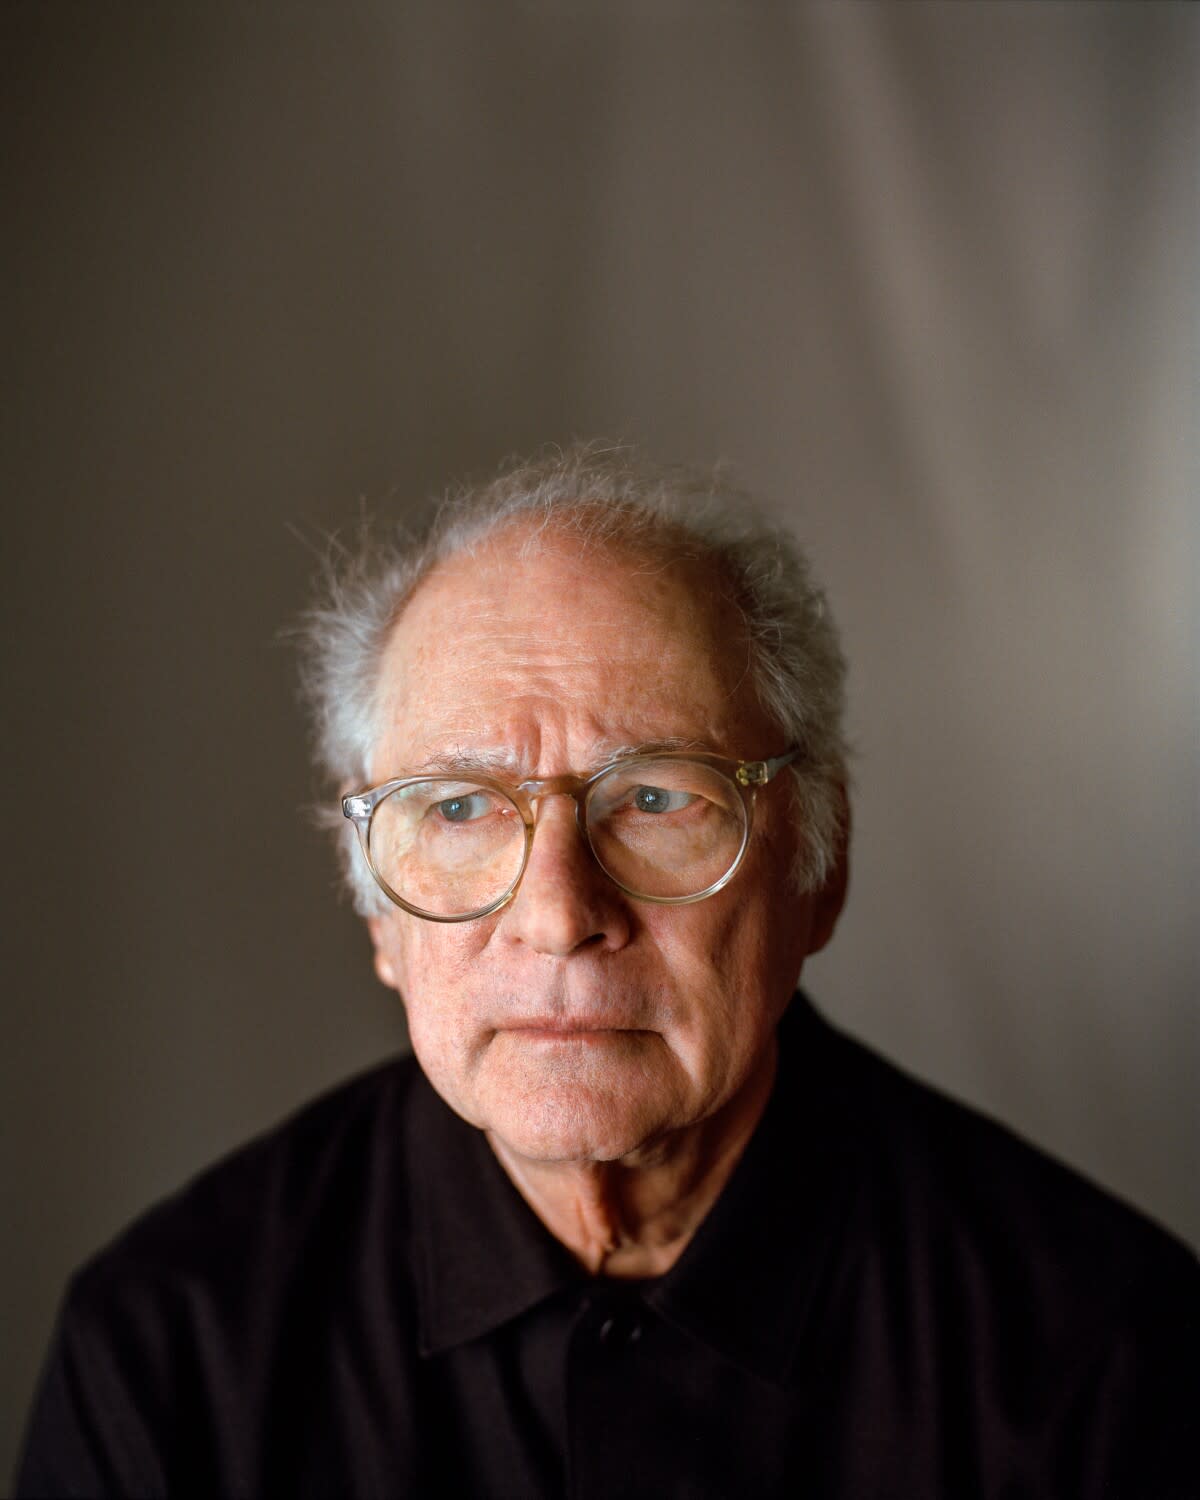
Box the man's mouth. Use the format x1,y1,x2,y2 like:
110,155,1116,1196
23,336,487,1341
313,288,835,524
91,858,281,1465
501,1018,647,1042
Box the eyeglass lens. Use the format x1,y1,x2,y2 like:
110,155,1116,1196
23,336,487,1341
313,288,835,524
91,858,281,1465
366,758,748,917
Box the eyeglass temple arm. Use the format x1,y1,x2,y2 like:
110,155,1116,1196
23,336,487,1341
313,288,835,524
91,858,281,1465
735,747,802,787
343,791,378,822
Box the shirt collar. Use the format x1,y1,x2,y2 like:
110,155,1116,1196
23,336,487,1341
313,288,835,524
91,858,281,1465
645,995,859,1385
405,993,857,1385
406,1072,581,1356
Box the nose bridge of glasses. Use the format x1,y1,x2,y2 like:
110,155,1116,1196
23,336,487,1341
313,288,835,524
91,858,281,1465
518,773,585,798
517,774,590,828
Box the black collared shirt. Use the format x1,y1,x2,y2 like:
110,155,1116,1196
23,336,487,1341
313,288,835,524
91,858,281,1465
16,997,1199,1498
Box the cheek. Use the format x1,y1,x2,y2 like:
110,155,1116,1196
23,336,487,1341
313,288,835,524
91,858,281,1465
651,890,779,996
388,913,481,984
646,884,803,1051
645,915,762,1058
383,924,500,1125
385,920,492,1041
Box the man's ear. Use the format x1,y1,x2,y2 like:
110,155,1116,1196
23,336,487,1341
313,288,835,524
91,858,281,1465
366,916,400,991
806,785,850,957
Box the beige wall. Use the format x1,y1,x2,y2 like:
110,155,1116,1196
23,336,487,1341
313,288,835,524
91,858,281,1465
4,3,1196,1475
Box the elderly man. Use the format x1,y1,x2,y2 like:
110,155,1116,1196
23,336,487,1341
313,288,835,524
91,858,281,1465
17,447,1198,1497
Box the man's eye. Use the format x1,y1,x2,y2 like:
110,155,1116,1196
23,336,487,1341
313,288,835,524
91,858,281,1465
435,793,492,823
631,785,693,815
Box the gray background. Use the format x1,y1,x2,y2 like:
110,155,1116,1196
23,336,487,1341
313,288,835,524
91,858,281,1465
4,3,1197,1478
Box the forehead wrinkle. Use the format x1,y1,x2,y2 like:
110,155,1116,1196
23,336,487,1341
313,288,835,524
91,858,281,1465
404,629,642,685
373,541,771,782
378,657,749,775
407,583,716,667
399,733,711,783
389,558,739,693
395,650,677,732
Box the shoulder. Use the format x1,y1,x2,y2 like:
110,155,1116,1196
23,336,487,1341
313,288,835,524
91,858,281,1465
814,1010,1196,1298
19,1056,434,1495
60,1051,431,1386
800,1004,1198,1467
76,1052,425,1295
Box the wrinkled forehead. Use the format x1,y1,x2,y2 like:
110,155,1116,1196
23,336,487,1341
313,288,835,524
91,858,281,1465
372,517,765,769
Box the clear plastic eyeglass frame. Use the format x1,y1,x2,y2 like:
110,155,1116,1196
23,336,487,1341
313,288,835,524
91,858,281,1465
342,747,802,923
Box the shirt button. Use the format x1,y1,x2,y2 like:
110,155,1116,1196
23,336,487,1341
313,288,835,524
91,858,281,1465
596,1309,643,1348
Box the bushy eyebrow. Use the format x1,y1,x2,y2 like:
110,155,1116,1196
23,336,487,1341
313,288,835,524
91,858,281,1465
599,736,705,762
417,747,525,777
414,735,706,779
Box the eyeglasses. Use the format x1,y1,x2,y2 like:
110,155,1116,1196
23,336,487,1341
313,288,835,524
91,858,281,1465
342,747,801,922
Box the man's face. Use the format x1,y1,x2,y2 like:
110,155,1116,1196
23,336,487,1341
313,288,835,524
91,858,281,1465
366,521,843,1166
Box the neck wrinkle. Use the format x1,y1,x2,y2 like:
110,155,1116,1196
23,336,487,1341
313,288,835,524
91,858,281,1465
485,1036,779,1280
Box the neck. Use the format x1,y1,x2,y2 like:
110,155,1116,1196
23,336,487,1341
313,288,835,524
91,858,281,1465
486,1040,778,1279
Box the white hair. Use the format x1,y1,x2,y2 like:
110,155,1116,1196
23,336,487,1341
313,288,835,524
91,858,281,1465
294,442,849,915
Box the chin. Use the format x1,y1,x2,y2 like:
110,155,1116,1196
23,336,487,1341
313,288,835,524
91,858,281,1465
487,1087,663,1165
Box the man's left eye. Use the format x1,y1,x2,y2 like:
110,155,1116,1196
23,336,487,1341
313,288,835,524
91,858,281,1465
436,793,492,823
631,785,693,814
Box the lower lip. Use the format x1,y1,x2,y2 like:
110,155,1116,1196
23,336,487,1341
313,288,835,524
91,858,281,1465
508,1028,624,1044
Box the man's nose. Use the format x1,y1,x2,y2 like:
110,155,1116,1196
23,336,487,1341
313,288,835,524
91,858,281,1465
497,796,632,956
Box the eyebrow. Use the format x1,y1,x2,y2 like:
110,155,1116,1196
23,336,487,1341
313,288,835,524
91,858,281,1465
413,735,706,779
417,747,526,777
598,736,705,762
